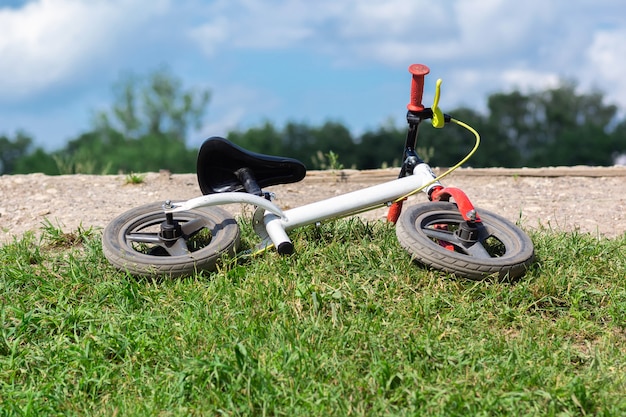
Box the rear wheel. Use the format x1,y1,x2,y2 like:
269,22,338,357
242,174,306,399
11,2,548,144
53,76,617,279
396,201,534,279
102,202,239,277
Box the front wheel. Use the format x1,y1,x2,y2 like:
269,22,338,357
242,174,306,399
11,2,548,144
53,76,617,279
102,202,240,277
396,202,534,279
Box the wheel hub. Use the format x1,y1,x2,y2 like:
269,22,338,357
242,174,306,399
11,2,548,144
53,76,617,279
159,213,183,242
455,221,479,244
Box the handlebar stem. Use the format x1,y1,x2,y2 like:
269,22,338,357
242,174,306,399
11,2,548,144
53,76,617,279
407,109,452,126
407,108,433,126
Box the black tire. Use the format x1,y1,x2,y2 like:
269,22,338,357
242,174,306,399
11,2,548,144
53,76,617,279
102,202,239,277
396,201,534,279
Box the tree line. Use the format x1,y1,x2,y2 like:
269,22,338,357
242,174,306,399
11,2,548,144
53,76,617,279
1,69,625,176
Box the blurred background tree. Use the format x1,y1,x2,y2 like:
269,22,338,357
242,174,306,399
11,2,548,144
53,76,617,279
4,68,207,175
2,72,625,175
0,131,38,175
97,68,210,142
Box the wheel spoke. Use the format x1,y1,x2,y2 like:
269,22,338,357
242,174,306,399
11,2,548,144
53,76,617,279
164,238,191,256
126,232,162,244
181,218,210,237
477,222,496,238
422,226,456,242
462,240,493,259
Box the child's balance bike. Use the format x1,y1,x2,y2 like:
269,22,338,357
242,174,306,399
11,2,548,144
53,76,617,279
102,64,535,279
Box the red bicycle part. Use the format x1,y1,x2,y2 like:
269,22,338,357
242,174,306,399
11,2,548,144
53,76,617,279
387,199,406,223
430,186,482,223
407,64,430,112
388,198,454,252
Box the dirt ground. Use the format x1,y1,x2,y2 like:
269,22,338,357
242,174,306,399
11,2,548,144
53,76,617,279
1,166,625,245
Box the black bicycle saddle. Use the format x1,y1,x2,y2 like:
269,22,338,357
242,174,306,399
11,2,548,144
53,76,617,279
196,136,307,195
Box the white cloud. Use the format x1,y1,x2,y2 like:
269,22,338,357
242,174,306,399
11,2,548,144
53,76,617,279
0,0,170,99
450,1,557,57
183,1,594,74
585,28,626,110
187,17,231,57
500,69,561,92
186,0,454,65
338,0,437,39
187,0,331,54
7,0,620,104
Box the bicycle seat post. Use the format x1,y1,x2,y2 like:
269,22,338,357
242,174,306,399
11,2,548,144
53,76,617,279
235,167,263,196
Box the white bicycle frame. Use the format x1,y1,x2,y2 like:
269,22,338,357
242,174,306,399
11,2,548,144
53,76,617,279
165,163,442,253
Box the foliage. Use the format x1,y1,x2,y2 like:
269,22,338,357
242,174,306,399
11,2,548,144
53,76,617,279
125,172,146,185
312,150,344,170
9,147,57,175
5,69,208,175
97,67,210,142
0,131,33,175
487,81,622,166
39,219,95,248
0,220,625,415
356,120,406,169
179,79,626,170
2,73,626,174
56,129,198,174
227,120,358,170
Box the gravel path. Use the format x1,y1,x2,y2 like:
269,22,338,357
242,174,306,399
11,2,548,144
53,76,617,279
1,166,625,245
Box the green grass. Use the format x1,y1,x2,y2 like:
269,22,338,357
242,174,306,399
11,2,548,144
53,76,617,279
1,219,625,416
124,172,147,185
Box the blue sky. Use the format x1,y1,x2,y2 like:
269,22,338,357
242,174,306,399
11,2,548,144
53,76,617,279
1,0,625,151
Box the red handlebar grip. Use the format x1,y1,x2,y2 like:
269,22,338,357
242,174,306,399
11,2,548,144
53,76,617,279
407,64,430,111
